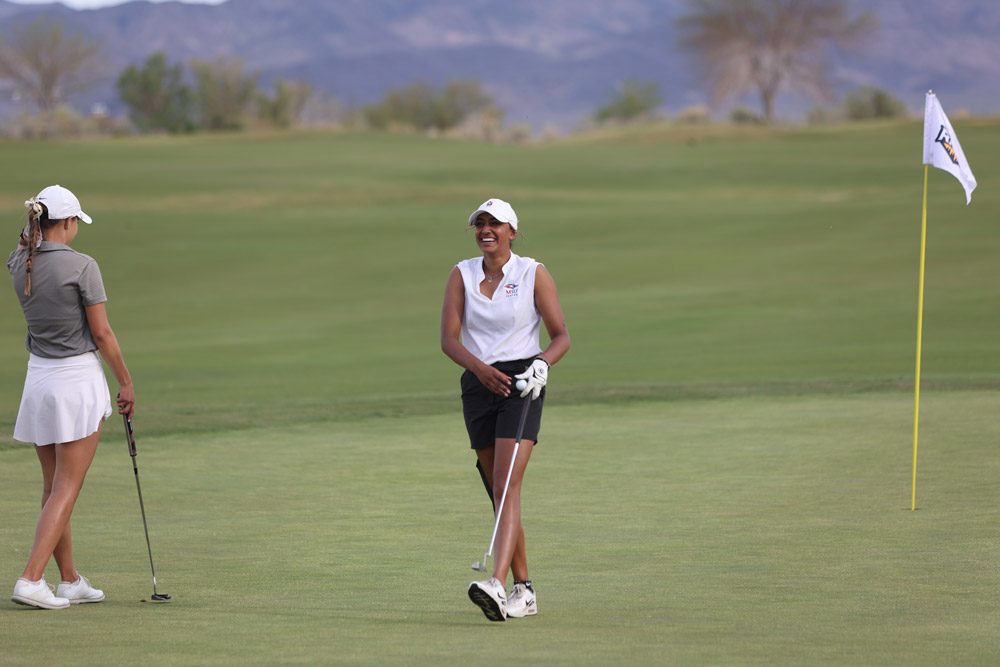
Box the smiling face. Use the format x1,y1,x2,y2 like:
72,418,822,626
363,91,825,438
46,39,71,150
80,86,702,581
473,212,516,254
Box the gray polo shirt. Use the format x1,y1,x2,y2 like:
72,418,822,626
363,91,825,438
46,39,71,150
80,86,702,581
7,241,107,358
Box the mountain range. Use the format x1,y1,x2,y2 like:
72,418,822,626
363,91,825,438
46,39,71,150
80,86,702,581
0,0,997,128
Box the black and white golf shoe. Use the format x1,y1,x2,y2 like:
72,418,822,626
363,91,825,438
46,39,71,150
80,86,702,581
468,577,507,622
506,582,537,618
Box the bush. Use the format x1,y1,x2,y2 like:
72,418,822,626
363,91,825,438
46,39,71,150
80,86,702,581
843,86,908,121
594,81,662,124
729,106,763,124
0,107,131,139
364,80,498,133
675,105,711,125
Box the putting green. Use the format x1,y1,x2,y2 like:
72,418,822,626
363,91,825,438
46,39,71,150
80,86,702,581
2,393,998,664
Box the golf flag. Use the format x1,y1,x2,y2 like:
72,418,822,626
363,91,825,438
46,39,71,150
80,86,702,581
911,91,978,511
923,92,977,204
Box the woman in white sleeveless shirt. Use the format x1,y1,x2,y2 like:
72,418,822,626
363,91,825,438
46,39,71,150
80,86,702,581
441,197,570,622
7,185,135,610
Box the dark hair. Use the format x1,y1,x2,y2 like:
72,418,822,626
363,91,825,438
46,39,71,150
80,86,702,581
22,201,53,296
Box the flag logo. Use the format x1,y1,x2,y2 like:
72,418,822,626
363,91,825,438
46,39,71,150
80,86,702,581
934,125,959,165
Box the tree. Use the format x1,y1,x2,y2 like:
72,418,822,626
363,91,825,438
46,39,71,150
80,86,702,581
843,86,907,121
594,81,662,124
0,19,100,112
257,78,313,129
117,53,195,133
435,81,497,131
190,57,257,131
364,82,436,130
677,0,873,123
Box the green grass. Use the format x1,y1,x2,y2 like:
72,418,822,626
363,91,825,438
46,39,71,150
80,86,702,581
1,121,998,435
1,394,998,664
1,120,999,664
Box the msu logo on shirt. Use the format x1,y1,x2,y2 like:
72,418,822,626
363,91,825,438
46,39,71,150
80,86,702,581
504,283,519,297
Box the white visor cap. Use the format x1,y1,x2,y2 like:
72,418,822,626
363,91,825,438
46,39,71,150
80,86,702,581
35,185,93,224
468,198,518,230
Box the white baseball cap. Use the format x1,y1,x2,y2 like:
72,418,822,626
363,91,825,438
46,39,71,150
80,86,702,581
468,198,518,230
35,185,92,224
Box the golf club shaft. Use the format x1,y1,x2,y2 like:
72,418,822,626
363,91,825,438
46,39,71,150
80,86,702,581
123,415,161,595
481,395,533,564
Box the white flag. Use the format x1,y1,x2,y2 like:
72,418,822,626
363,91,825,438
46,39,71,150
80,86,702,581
923,92,977,204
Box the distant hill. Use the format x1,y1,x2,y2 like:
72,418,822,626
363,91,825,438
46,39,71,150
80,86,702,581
0,0,997,128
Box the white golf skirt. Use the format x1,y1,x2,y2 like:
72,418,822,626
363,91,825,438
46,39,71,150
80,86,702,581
13,351,113,446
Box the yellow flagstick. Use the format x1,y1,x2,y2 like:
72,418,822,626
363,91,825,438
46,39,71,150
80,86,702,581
912,164,929,511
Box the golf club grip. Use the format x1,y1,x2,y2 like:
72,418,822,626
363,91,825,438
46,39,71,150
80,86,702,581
512,393,533,444
123,414,137,457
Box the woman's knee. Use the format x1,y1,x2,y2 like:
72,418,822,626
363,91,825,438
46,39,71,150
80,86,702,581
492,476,523,499
492,469,513,492
49,469,88,501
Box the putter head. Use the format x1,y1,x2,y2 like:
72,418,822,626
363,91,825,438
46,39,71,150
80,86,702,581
471,561,487,572
150,593,172,603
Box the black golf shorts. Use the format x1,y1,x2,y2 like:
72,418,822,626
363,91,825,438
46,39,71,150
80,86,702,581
460,358,545,450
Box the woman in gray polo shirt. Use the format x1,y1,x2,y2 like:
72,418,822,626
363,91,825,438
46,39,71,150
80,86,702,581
7,185,135,610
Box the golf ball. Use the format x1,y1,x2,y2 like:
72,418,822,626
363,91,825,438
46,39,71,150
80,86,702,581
515,379,527,391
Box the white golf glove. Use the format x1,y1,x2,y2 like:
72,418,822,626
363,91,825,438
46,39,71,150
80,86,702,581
515,358,549,399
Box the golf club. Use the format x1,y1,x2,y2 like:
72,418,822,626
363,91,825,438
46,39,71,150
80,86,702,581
472,393,533,572
123,415,172,603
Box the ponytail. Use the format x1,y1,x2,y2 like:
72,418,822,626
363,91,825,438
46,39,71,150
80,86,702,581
22,199,47,297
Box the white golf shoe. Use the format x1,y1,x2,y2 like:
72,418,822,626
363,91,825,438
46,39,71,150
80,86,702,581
11,578,70,610
57,575,105,604
506,583,537,618
468,577,507,622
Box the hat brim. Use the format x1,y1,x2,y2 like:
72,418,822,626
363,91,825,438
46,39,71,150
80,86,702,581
467,208,517,230
468,209,485,226
78,211,92,224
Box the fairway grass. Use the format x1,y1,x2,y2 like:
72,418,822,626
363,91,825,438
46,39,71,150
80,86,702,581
2,393,998,665
2,121,999,437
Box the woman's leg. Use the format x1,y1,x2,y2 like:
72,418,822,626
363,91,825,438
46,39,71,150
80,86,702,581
34,445,78,583
476,448,530,583
488,438,534,584
21,427,101,582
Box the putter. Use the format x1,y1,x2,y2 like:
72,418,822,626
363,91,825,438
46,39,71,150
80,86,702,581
123,415,172,603
472,394,533,572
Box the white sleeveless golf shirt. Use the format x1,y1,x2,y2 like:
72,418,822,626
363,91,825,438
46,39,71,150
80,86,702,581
456,253,543,366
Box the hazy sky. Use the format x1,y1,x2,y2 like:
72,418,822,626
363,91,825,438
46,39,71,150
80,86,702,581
8,0,224,7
